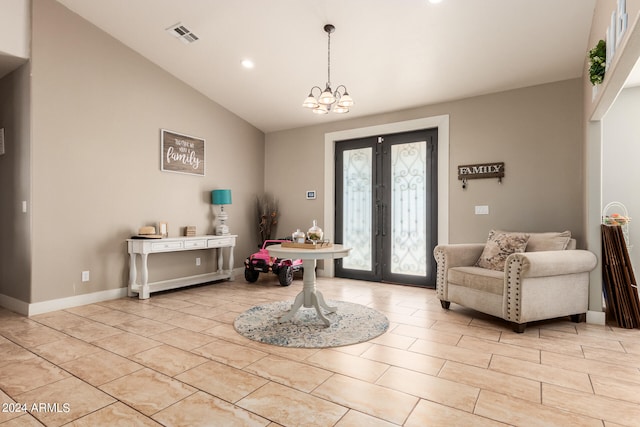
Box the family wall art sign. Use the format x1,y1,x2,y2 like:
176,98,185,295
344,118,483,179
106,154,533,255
457,162,505,189
160,129,205,176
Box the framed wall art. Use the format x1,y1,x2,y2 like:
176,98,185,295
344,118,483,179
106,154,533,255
160,129,205,176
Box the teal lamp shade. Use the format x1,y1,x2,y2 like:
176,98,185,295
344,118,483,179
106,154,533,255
211,189,231,236
211,189,232,205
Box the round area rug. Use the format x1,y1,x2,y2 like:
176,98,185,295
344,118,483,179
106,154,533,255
234,300,389,348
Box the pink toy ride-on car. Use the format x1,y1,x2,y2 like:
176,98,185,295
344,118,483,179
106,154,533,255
244,240,303,286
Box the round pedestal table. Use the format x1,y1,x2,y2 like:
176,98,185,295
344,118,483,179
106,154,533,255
267,244,351,326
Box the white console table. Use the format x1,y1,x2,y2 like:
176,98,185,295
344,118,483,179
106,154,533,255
126,235,236,299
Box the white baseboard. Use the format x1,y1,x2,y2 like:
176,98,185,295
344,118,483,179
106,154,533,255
0,288,129,317
0,293,30,316
28,287,129,316
587,310,606,325
1,270,248,317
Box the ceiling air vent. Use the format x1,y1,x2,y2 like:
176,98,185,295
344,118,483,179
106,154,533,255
166,23,199,44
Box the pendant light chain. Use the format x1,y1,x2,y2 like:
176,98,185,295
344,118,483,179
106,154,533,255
327,29,331,88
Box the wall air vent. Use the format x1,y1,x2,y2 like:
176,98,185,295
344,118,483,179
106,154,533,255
166,23,199,44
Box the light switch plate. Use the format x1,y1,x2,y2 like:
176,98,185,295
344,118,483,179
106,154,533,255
475,205,489,215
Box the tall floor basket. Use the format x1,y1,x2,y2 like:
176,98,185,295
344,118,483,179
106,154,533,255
601,223,640,328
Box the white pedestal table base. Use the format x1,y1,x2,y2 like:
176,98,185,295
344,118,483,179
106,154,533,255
279,259,337,326
266,244,351,327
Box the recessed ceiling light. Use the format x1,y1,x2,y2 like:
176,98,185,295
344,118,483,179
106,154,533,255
241,59,255,69
428,0,443,4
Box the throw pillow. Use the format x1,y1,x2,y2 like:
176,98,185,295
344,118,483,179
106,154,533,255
525,231,571,252
475,230,530,271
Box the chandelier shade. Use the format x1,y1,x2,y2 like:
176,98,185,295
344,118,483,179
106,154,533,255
319,87,336,105
302,90,320,109
332,104,349,114
302,24,353,114
312,104,329,115
336,90,353,107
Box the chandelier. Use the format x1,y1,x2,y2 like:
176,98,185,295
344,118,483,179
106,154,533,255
302,24,354,114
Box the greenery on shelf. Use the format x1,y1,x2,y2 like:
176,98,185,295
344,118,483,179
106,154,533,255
588,39,606,85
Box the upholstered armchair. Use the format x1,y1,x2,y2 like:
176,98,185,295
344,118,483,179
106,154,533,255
433,231,598,333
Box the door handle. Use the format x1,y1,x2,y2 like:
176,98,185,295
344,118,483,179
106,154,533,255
374,202,380,236
381,204,387,237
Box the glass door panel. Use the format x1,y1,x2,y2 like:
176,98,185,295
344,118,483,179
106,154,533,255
342,147,373,271
390,141,427,277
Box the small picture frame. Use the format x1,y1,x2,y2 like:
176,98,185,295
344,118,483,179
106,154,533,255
306,190,316,200
617,0,628,45
158,222,168,238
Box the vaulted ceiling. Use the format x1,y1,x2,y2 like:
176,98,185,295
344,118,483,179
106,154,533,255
13,1,638,132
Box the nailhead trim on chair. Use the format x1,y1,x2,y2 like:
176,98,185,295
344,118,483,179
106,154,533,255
434,248,446,300
506,257,523,322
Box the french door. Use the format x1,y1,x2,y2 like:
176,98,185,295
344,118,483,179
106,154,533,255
335,129,437,287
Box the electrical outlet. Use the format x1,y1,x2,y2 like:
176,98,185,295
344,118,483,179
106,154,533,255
81,271,90,282
196,257,201,266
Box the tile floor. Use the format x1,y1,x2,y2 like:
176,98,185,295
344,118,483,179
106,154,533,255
1,276,640,426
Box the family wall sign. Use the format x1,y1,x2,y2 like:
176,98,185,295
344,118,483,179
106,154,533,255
160,129,205,176
457,162,504,189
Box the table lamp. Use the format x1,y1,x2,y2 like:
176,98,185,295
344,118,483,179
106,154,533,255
211,189,232,235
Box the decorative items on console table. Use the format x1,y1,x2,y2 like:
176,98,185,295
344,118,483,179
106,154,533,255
158,222,168,238
185,226,196,237
134,226,162,239
211,189,232,235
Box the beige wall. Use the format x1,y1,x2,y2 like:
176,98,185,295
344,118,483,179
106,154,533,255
266,79,584,252
23,0,265,303
0,63,31,302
